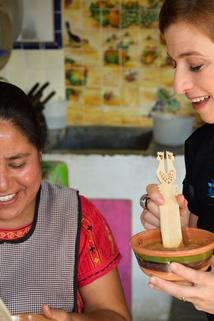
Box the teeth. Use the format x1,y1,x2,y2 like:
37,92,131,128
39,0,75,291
0,194,16,202
191,95,209,103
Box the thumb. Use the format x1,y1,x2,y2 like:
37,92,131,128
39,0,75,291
42,304,58,320
176,194,189,226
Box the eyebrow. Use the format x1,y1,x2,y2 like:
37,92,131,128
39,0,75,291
7,153,30,161
167,51,205,59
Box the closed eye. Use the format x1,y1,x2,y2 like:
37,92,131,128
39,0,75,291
190,65,203,72
9,163,25,169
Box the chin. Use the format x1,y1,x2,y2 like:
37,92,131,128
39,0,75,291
202,118,214,124
199,112,214,124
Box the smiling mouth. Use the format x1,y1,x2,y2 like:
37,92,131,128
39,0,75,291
191,95,210,104
0,193,16,202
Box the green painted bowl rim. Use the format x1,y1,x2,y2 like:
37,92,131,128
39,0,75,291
134,249,213,264
130,227,214,259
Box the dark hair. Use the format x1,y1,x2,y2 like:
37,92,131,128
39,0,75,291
159,0,214,40
0,81,47,151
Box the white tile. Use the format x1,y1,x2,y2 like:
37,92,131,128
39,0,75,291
44,49,64,68
5,72,28,91
5,50,27,70
46,68,64,89
25,50,46,68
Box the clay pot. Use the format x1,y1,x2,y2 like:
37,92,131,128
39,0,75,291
12,314,50,321
130,227,214,283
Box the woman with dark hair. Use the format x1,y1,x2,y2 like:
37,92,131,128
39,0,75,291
140,0,214,319
0,81,131,321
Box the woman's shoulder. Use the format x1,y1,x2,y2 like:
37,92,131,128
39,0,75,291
79,195,108,227
185,123,214,148
78,195,121,287
186,123,213,142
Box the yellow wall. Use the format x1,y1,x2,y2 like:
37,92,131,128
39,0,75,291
0,0,192,128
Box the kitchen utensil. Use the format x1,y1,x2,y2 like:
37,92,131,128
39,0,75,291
27,82,56,110
27,82,40,97
0,297,13,321
156,151,183,248
41,90,56,106
130,227,214,283
27,82,57,149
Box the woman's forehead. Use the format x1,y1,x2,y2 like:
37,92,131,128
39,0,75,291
164,21,214,57
0,120,27,141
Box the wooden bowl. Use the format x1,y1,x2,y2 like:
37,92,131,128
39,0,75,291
130,227,214,283
12,314,50,321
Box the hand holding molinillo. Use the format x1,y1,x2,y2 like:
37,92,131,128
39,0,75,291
130,151,214,284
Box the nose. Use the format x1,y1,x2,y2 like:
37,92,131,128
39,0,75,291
173,67,194,94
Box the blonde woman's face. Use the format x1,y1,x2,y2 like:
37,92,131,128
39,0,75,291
0,121,41,228
164,21,214,123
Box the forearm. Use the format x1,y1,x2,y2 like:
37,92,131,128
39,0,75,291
69,309,131,321
42,305,131,321
42,269,131,321
42,299,131,321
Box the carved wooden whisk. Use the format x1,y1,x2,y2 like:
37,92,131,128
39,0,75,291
156,151,183,248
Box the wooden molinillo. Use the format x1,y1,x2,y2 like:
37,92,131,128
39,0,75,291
156,151,183,248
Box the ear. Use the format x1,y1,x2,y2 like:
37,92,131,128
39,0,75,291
39,151,42,161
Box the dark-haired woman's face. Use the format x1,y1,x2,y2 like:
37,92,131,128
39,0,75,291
164,21,214,123
0,120,41,228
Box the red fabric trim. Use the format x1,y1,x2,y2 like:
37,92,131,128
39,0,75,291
78,253,121,288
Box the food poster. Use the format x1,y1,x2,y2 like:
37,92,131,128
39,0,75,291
64,0,179,126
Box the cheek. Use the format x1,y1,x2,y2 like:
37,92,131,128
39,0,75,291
201,70,214,93
16,164,42,187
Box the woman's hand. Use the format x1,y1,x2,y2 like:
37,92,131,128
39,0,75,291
140,184,190,229
148,261,214,314
42,304,71,320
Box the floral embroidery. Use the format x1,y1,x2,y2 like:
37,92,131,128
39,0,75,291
82,216,102,267
0,225,31,240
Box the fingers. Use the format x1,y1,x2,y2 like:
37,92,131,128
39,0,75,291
176,194,188,209
140,185,189,230
42,304,65,320
176,194,188,215
148,265,197,302
42,304,54,319
148,263,214,314
145,198,161,218
149,263,208,298
146,184,165,205
176,195,190,227
141,209,160,229
148,276,201,305
140,184,163,229
170,263,208,286
170,262,193,277
148,276,188,300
